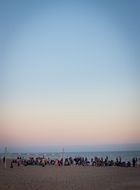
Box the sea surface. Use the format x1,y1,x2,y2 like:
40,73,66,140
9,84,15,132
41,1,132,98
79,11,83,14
1,151,140,162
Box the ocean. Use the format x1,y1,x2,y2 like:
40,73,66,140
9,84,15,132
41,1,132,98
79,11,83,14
1,151,140,162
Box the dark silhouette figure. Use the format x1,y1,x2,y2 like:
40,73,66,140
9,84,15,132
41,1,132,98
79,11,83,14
10,161,13,168
132,158,136,167
3,157,5,163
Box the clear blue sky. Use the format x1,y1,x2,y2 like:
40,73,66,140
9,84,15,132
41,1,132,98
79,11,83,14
0,0,140,152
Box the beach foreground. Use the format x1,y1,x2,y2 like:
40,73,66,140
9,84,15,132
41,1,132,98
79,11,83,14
0,161,140,190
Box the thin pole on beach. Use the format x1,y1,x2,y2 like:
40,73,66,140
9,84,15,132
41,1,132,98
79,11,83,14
4,147,7,169
62,148,64,166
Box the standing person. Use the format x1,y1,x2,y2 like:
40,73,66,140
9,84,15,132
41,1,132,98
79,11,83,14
132,158,136,167
10,161,13,168
3,156,5,164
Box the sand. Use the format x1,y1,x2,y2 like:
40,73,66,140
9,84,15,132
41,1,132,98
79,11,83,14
0,160,140,190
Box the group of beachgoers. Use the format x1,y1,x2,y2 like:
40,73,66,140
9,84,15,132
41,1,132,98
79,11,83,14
2,155,139,168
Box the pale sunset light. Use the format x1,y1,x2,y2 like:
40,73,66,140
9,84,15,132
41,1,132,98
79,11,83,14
0,0,140,152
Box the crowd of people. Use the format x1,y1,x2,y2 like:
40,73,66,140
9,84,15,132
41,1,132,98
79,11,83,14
4,156,139,168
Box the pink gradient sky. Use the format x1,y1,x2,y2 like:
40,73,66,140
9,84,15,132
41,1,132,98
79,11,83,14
1,96,139,148
1,0,140,151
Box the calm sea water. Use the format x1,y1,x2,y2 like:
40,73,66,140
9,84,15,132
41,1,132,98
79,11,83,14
1,151,140,162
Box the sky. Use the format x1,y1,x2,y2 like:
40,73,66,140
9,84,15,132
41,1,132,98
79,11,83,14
0,0,140,152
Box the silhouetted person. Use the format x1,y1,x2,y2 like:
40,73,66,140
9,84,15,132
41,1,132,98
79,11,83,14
3,157,5,164
132,158,136,167
10,161,13,168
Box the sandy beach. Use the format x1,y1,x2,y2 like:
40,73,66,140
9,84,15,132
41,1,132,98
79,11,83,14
0,160,140,190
